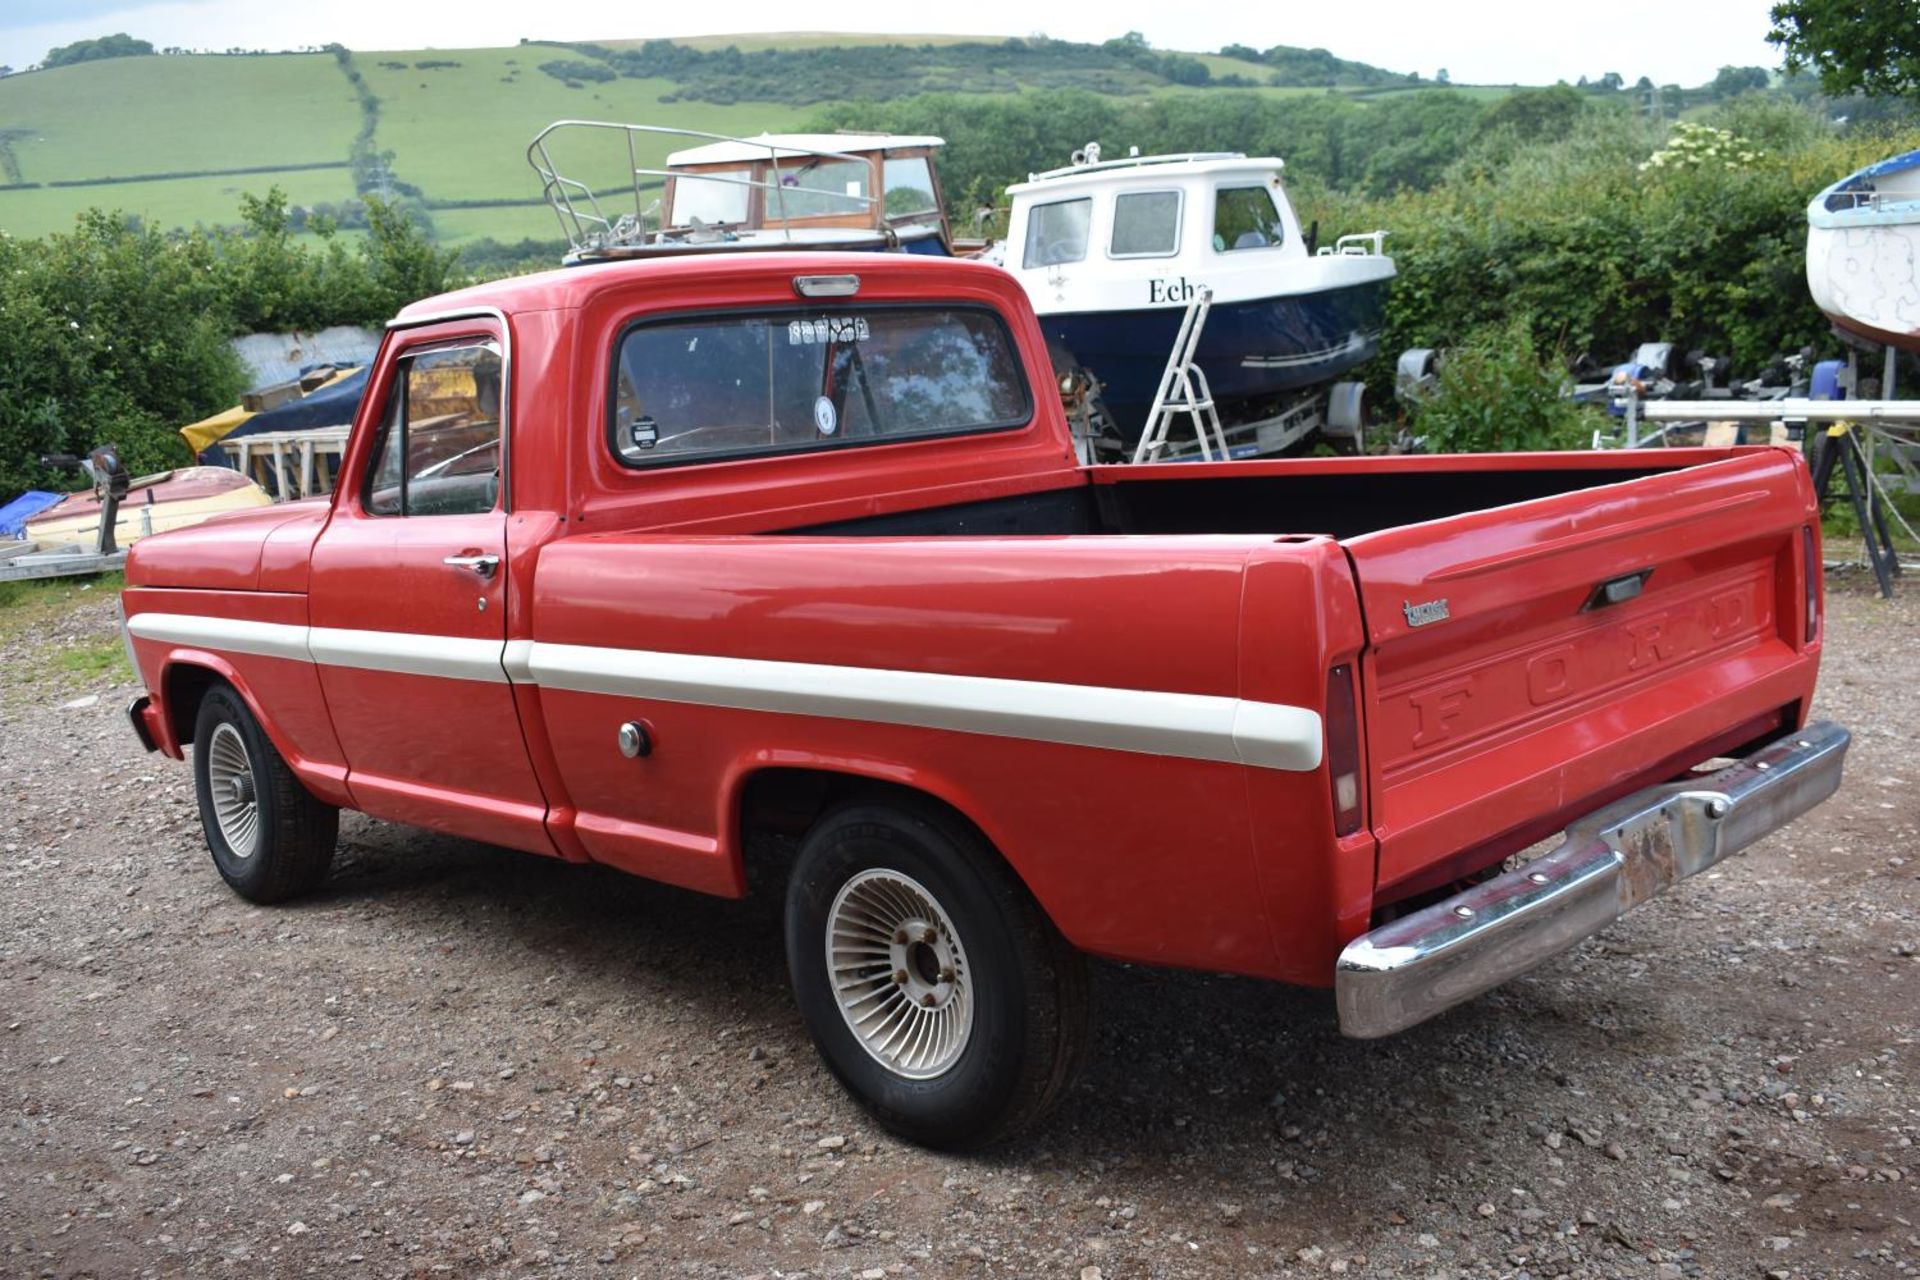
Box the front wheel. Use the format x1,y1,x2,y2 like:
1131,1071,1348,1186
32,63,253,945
785,797,1089,1149
192,684,338,903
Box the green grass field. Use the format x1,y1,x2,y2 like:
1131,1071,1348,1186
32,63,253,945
358,46,809,206
0,35,1512,248
0,164,360,239
606,31,993,51
0,53,357,183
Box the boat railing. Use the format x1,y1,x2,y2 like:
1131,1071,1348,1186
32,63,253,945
1318,230,1389,257
1027,148,1246,183
526,120,887,258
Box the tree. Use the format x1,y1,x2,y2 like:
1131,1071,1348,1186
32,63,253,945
42,33,154,68
1711,65,1771,97
1436,68,1451,85
1474,84,1586,143
1768,0,1920,98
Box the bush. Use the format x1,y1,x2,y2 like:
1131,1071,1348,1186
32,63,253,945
0,214,241,494
0,188,465,498
1407,320,1602,452
1298,99,1920,406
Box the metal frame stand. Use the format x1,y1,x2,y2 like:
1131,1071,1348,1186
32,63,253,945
1809,422,1902,599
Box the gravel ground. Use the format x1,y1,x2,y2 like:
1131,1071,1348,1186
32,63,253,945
0,575,1914,1280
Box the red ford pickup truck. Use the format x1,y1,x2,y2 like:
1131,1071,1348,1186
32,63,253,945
120,252,1848,1147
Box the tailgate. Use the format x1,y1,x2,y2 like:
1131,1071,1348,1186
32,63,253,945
1345,450,1820,896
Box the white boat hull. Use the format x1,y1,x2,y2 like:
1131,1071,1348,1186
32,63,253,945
1807,220,1920,351
1806,149,1920,353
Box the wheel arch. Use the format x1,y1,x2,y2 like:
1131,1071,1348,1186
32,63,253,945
155,652,350,805
727,762,1044,913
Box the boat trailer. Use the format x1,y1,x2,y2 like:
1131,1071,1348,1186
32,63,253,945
0,447,132,583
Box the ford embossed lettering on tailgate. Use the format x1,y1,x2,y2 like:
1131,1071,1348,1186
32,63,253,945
1341,449,1818,894
1375,565,1775,775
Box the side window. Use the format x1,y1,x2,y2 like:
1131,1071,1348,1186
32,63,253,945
1022,198,1091,268
1109,190,1182,258
361,342,504,517
1213,186,1285,251
882,156,938,218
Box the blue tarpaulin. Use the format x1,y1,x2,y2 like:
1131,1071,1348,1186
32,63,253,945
0,490,64,539
222,365,370,442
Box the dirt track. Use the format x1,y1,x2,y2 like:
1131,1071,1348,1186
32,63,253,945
1,576,1914,1280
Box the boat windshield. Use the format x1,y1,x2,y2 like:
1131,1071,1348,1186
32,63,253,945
769,159,871,220
671,168,753,226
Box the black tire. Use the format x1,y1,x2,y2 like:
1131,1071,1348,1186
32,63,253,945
785,796,1089,1150
191,684,337,904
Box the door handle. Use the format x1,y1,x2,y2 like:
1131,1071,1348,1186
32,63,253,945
443,552,500,580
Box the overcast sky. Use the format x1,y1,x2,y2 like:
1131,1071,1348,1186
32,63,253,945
1,0,1783,86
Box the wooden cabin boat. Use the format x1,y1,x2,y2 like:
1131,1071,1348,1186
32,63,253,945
529,122,955,262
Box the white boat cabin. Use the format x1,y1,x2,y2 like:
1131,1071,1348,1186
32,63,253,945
1000,146,1387,317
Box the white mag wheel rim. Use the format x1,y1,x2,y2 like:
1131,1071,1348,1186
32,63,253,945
206,721,260,859
825,868,974,1080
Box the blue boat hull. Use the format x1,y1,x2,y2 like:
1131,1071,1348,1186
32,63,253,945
1038,281,1389,442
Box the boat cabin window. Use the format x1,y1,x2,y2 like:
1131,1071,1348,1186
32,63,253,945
671,168,753,226
1024,198,1092,268
770,159,870,220
883,156,939,217
609,306,1032,468
1109,190,1182,258
364,343,504,517
1213,185,1285,251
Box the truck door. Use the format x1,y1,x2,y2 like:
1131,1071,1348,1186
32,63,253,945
306,318,553,855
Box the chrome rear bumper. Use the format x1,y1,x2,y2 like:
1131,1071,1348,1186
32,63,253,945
1336,720,1850,1039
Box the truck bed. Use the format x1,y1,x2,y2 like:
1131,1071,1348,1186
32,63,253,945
779,446,1822,905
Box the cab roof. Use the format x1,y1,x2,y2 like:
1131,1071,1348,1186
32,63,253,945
392,251,1014,323
664,132,944,167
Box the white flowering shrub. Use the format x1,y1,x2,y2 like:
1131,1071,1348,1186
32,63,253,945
1639,121,1762,173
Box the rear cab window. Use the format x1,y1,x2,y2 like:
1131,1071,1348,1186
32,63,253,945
610,306,1031,468
364,342,504,516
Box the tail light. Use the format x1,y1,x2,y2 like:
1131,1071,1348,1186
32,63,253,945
1325,664,1363,836
1802,525,1821,645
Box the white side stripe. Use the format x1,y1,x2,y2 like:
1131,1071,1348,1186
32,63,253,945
525,642,1322,771
126,613,310,662
308,626,510,684
128,614,1324,771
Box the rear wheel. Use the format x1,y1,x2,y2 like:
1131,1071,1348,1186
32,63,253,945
192,685,337,903
785,797,1089,1149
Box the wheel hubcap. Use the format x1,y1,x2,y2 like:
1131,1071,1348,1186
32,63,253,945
826,869,973,1079
206,722,260,858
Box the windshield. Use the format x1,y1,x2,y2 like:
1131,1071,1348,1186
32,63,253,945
768,159,871,220
670,167,752,225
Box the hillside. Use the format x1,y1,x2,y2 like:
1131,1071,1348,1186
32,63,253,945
0,33,1433,248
